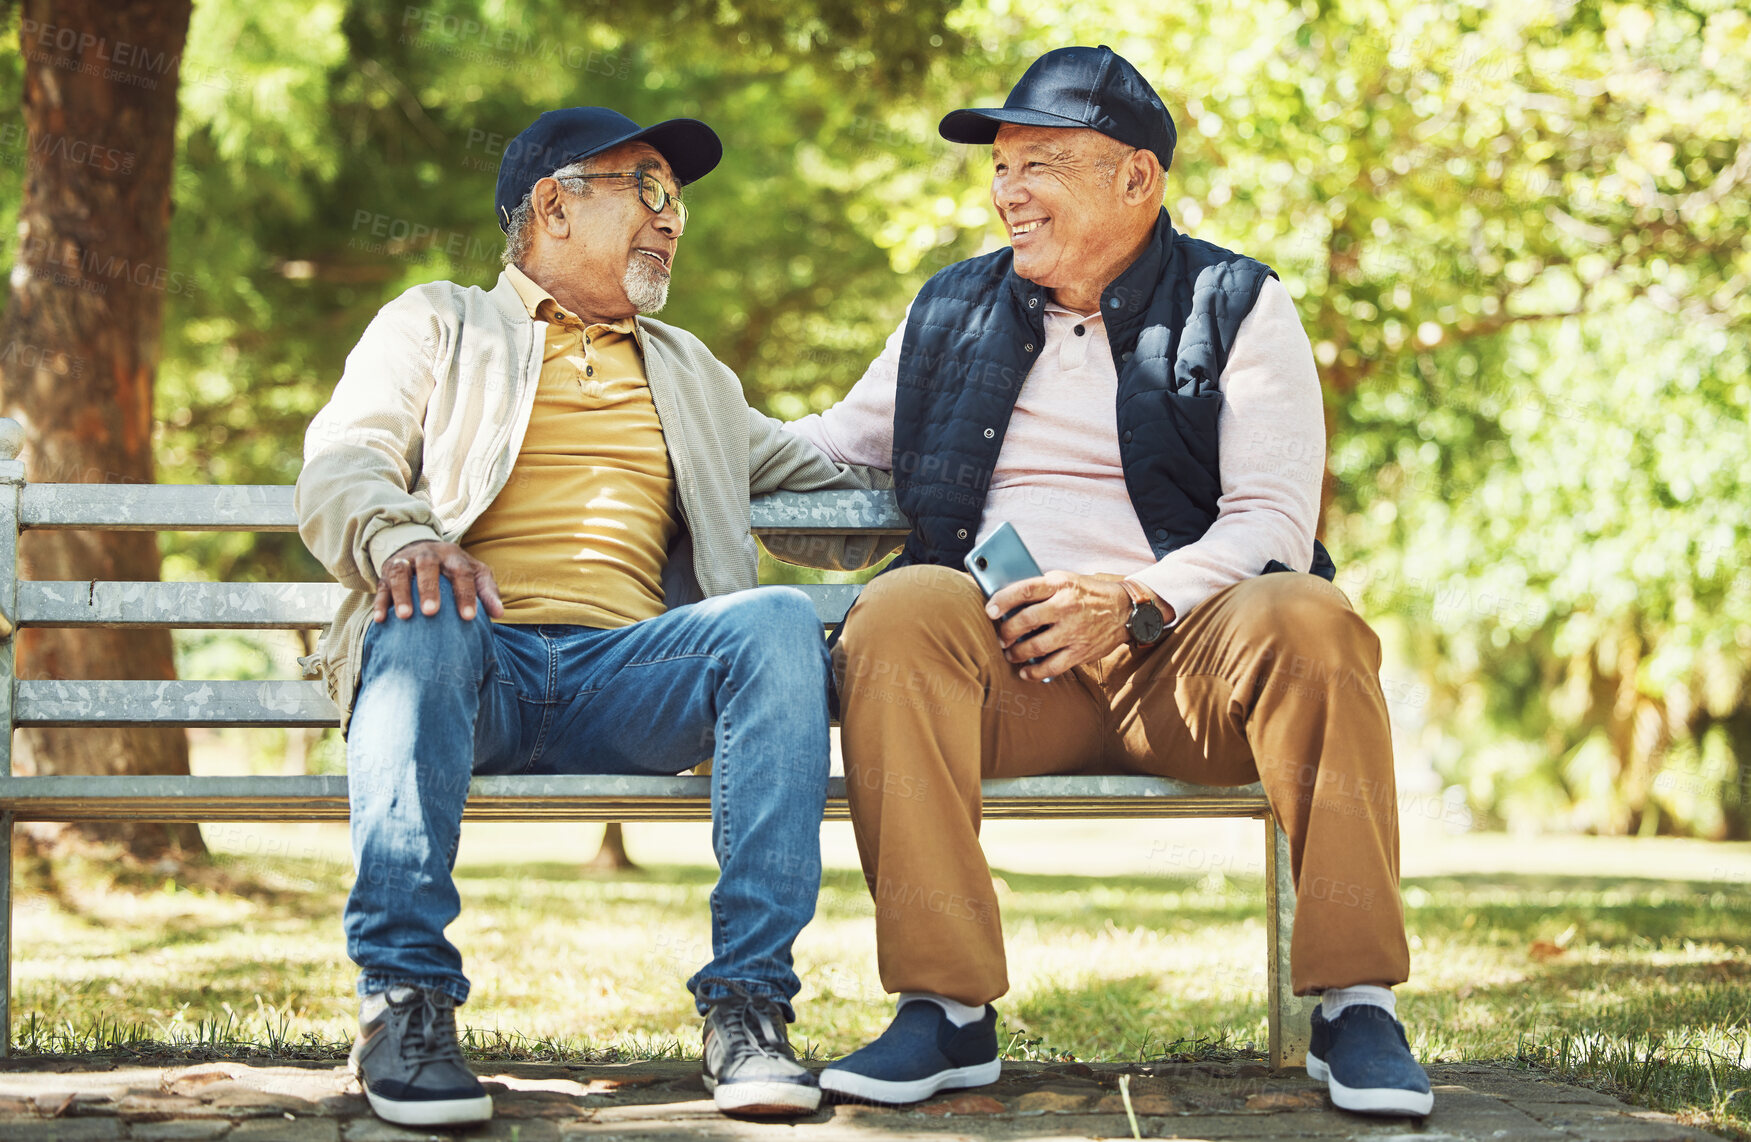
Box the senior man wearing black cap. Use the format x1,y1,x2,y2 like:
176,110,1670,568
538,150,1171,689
297,107,888,1127
786,46,1432,1117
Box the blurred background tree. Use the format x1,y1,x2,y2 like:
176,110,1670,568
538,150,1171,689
0,0,1744,839
0,0,203,859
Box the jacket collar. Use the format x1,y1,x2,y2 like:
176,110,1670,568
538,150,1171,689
488,271,532,326
1100,207,1173,342
1005,258,1049,319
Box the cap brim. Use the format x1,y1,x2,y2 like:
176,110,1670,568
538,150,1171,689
939,106,1092,144
563,117,724,186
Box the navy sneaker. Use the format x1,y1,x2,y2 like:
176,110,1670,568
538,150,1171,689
818,1000,1001,1104
1306,1004,1433,1117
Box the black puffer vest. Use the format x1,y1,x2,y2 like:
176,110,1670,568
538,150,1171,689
891,208,1335,579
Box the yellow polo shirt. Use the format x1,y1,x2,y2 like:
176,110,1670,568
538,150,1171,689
461,266,678,627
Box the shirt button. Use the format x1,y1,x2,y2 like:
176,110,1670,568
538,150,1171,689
1074,325,1086,337
585,365,594,377
1027,297,1038,308
1121,351,1134,362
956,528,968,540
983,427,995,439
1024,343,1036,353
1154,528,1169,541
1108,298,1121,308
1123,430,1133,443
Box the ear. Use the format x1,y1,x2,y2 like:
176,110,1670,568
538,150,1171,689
531,176,572,239
1122,150,1162,205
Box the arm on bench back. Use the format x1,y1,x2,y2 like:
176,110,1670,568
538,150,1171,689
748,407,903,571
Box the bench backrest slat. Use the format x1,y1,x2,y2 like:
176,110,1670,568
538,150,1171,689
19,484,909,534
16,580,860,630
16,679,336,727
19,581,349,628
21,484,299,532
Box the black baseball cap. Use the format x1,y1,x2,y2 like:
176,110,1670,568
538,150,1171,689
494,107,722,232
939,45,1177,172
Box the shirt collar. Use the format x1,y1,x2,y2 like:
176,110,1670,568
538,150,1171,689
502,264,636,334
1044,302,1103,321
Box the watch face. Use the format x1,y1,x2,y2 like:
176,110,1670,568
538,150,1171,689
1129,602,1165,645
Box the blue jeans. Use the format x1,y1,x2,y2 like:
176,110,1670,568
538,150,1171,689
342,578,830,1016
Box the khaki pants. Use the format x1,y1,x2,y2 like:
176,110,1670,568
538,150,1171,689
833,563,1410,1004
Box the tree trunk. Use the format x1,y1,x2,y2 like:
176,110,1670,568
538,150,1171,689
584,823,640,872
0,0,202,858
1720,708,1751,842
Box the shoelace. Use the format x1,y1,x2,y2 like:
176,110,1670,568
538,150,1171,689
392,989,469,1069
698,977,791,1061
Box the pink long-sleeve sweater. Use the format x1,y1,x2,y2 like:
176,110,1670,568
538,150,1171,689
784,276,1326,624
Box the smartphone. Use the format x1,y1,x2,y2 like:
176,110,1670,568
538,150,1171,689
964,522,1050,667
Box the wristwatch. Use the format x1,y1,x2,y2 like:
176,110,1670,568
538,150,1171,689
1121,578,1167,647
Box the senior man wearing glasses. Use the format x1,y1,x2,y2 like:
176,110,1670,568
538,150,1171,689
786,47,1432,1117
297,107,888,1127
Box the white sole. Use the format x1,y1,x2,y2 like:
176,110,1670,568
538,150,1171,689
703,1075,822,1116
361,1085,494,1126
818,1058,1001,1105
1306,1051,1433,1117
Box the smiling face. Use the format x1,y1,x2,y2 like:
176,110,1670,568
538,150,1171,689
990,124,1163,312
523,141,685,323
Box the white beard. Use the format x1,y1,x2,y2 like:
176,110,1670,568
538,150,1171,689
623,255,670,314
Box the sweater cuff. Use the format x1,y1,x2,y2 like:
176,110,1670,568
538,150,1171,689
1128,566,1199,632
367,522,444,583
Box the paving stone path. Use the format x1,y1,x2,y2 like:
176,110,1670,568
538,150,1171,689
0,1056,1727,1141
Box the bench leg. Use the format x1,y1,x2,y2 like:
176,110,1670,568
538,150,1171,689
1266,813,1313,1069
1,809,10,1058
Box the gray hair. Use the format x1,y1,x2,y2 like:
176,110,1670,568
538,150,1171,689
501,159,595,268
1093,135,1138,186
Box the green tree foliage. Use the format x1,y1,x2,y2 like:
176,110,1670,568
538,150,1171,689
0,0,1744,833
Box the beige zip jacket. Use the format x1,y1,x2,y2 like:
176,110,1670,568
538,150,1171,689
296,271,892,733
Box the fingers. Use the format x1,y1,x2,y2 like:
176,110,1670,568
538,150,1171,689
998,601,1057,648
986,575,1057,621
440,557,477,621
440,554,501,621
1006,616,1059,653
376,542,504,624
474,562,505,618
415,555,442,616
385,554,417,621
1019,646,1077,684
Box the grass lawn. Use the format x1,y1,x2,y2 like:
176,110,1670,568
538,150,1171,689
10,821,1751,1138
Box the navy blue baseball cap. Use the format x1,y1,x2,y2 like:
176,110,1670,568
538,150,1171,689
495,107,722,232
939,45,1177,172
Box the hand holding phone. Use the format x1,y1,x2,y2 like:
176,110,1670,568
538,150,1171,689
964,522,1051,669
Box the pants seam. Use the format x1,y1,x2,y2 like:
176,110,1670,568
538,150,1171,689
525,629,562,768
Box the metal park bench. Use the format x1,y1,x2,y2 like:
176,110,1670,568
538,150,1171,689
0,416,1314,1066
